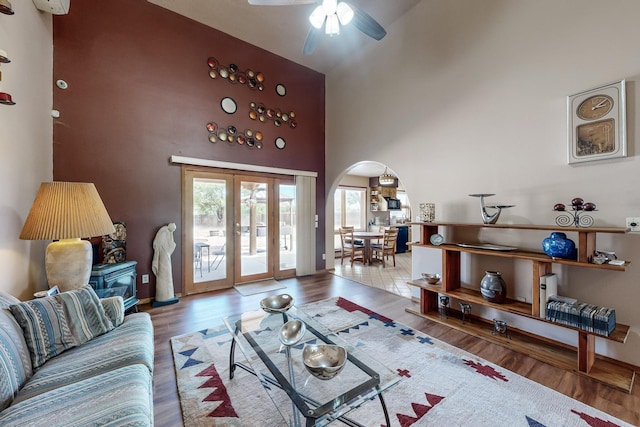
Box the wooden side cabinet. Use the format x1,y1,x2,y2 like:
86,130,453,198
89,261,139,312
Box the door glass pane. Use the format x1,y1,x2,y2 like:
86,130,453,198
279,184,296,270
193,178,227,283
240,181,268,276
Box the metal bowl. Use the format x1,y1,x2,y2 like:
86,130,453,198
421,273,441,284
302,344,347,380
278,319,306,346
259,293,294,313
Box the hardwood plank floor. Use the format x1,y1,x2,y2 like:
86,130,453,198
142,273,640,426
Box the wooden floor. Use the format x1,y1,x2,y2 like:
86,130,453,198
142,273,640,427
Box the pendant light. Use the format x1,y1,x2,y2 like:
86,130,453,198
379,167,395,186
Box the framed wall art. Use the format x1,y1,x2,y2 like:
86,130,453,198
567,80,626,164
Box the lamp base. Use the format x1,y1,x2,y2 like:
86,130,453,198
45,238,93,292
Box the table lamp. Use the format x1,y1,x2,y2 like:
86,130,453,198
20,182,116,292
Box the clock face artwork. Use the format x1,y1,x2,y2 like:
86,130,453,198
577,95,614,120
568,80,625,164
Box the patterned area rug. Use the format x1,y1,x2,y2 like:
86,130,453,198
170,297,631,426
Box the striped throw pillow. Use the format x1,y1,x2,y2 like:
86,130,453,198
55,286,114,344
9,298,78,369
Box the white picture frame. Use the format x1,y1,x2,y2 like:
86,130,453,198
567,80,626,164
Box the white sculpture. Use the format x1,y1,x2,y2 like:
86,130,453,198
152,222,178,306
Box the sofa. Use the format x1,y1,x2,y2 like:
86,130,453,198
0,286,154,426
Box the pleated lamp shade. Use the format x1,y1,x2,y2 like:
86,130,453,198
20,182,115,291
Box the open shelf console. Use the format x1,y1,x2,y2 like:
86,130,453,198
407,222,635,392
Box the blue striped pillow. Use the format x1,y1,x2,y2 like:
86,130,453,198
56,286,114,344
9,298,78,369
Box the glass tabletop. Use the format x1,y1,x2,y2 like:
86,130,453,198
223,306,401,426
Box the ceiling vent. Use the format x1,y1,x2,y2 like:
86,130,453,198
32,0,69,15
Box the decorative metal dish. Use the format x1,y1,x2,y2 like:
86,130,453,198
302,344,347,380
421,273,441,284
259,293,294,313
278,319,306,346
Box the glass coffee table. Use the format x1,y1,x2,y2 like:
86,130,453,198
223,306,401,426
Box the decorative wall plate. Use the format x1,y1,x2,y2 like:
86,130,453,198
220,97,238,114
0,49,10,63
276,83,287,96
0,92,16,105
249,101,298,129
275,137,286,150
206,57,265,91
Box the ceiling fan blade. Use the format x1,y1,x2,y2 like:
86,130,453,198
302,26,322,55
351,7,387,40
248,0,315,5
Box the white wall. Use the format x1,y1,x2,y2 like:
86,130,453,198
0,4,52,299
326,0,640,366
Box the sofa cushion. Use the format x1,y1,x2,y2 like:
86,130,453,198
55,286,114,344
0,363,153,427
0,291,20,309
100,296,125,327
9,297,78,369
0,309,33,411
13,312,154,403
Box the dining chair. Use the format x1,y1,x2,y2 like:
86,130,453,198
194,241,210,277
339,227,364,266
210,243,226,270
371,228,399,267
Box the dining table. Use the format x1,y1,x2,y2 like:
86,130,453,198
352,231,384,265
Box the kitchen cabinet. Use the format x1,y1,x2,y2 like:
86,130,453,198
394,225,409,253
407,222,634,392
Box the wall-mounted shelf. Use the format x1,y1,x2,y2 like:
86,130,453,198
407,222,635,392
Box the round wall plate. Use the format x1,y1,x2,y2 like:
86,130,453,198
275,137,286,150
276,83,287,96
221,97,237,114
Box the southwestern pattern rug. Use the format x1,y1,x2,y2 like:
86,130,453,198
170,297,632,426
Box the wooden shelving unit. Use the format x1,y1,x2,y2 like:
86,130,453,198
406,222,635,392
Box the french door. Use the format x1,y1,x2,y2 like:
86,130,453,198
182,166,296,295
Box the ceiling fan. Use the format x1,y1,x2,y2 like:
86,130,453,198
248,0,387,55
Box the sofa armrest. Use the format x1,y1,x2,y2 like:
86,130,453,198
100,296,125,327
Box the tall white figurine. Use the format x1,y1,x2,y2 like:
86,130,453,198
152,222,179,306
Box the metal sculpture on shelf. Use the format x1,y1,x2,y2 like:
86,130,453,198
553,197,596,227
460,302,472,324
469,194,515,224
439,296,450,319
492,319,510,339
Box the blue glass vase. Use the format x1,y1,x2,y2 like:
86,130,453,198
542,232,577,260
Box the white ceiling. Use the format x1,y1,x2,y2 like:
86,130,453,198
147,0,421,74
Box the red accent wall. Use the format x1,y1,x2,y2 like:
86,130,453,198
52,0,325,300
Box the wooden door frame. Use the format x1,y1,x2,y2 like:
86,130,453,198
182,165,295,294
182,167,234,295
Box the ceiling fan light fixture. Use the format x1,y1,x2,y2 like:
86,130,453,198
325,13,340,36
336,2,353,25
322,0,337,15
309,5,326,29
